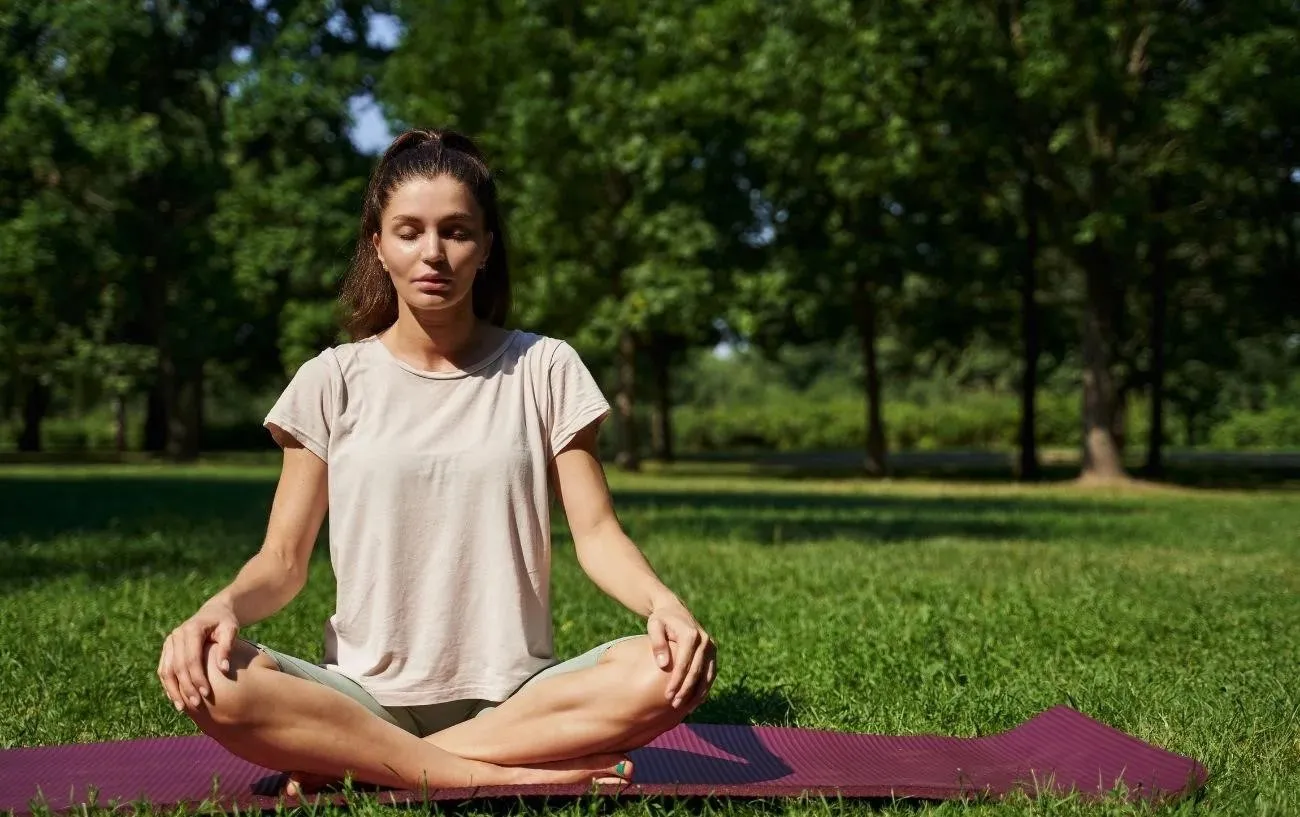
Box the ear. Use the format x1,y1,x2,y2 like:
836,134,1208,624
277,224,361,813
371,232,384,268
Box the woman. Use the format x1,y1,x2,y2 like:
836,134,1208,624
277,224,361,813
156,128,717,795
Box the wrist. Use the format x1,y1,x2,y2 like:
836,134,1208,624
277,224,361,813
203,594,238,622
648,591,686,616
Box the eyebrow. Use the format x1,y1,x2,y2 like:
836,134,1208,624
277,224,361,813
390,211,476,224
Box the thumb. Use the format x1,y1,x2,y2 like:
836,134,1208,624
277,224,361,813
647,616,670,668
213,622,238,675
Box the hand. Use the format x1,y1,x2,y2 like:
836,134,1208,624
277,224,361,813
158,601,240,711
647,601,717,709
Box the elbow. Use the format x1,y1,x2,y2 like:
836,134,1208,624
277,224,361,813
571,518,630,566
571,529,603,573
258,545,310,594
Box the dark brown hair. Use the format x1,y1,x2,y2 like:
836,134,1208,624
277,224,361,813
341,128,511,339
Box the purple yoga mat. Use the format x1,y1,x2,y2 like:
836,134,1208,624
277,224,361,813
1,707,1205,814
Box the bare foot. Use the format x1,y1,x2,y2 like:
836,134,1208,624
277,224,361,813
522,753,634,787
282,754,632,796
283,772,338,798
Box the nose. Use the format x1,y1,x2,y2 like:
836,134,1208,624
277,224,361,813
420,231,445,263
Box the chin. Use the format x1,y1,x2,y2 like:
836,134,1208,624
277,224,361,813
407,293,467,314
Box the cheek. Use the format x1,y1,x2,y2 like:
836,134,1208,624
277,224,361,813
385,238,420,261
450,240,485,264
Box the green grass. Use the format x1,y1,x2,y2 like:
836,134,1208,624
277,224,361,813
2,465,1298,816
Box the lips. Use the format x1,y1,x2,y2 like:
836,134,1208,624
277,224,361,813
412,275,452,290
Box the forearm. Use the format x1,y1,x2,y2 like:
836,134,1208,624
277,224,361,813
208,549,307,627
573,520,685,618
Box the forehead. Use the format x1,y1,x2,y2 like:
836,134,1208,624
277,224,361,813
384,175,481,221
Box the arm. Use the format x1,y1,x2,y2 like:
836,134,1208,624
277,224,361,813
550,422,716,708
158,440,327,710
211,439,329,625
551,425,679,617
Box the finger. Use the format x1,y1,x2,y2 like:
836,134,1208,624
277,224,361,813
157,639,185,711
688,673,713,708
213,622,237,676
693,658,718,707
647,617,670,669
189,627,214,699
174,629,207,708
674,637,710,708
665,630,699,701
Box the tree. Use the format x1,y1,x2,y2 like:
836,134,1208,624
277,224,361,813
214,1,396,379
970,0,1298,481
0,1,390,458
382,0,750,469
0,2,180,453
678,0,985,475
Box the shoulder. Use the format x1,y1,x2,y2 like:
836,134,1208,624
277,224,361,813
506,330,588,372
499,332,602,411
296,337,383,378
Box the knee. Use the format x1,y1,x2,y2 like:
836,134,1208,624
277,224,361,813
605,638,715,724
190,639,274,729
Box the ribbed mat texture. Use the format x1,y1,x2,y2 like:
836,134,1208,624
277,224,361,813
0,706,1205,813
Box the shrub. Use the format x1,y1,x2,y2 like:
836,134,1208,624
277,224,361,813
1210,406,1300,449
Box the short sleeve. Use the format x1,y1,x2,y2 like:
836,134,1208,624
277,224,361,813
263,349,339,462
546,341,610,456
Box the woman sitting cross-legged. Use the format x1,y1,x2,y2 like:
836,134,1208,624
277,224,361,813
156,127,717,796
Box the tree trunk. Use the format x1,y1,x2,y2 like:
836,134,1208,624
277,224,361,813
164,360,203,461
19,381,50,453
1079,244,1128,482
614,330,640,471
649,337,674,463
144,384,167,452
114,394,128,454
143,251,169,454
1113,386,1128,456
1144,185,1169,478
1018,179,1042,481
154,344,203,462
854,278,888,476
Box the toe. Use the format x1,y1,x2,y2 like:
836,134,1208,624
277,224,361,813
611,757,633,780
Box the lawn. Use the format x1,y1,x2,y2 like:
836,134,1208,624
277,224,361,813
1,464,1297,816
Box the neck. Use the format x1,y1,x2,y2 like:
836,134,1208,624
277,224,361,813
384,302,489,370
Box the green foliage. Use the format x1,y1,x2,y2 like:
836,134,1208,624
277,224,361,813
1210,407,1300,450
382,0,744,346
674,390,1086,454
0,1,392,458
1,0,1297,471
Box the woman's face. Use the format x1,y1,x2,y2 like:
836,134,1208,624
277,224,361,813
372,175,491,318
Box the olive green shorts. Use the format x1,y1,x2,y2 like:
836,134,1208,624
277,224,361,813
244,635,642,738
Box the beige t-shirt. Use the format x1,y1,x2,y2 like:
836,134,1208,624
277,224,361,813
262,330,610,706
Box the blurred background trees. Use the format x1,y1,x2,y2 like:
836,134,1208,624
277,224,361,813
1,0,1296,481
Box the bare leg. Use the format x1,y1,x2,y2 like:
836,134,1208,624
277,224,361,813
187,640,632,795
425,636,706,766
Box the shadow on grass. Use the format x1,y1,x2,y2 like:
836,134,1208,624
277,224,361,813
1,472,1131,592
689,679,803,727
664,450,1300,490
608,488,1131,548
0,475,282,593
